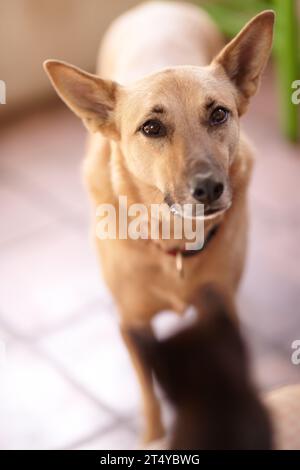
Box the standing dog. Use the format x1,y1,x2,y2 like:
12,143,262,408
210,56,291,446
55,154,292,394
44,1,274,442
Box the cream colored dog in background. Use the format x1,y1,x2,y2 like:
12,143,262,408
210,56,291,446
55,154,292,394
44,1,274,443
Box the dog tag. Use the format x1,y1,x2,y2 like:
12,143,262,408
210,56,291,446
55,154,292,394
176,251,184,279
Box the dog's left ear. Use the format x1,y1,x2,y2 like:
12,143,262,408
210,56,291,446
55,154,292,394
44,60,121,139
213,10,275,114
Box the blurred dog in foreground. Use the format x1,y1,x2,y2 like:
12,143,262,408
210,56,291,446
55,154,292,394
44,2,274,441
133,285,273,449
134,286,300,450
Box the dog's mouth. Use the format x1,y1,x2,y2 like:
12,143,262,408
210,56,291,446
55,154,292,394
171,205,230,220
203,205,231,218
164,194,231,220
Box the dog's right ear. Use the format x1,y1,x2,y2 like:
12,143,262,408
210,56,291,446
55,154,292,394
43,60,121,139
212,10,275,114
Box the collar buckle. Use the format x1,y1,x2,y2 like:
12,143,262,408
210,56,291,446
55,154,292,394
175,251,184,278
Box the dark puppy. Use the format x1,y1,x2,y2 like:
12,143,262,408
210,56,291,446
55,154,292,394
132,286,273,450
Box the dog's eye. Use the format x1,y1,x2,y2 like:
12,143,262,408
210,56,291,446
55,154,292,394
140,120,166,137
209,107,229,126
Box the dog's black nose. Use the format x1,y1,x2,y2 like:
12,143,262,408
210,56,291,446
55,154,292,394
191,176,224,204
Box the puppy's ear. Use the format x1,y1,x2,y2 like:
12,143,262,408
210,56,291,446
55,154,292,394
213,10,275,114
43,60,121,139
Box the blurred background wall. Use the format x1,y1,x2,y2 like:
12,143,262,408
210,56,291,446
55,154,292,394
1,0,299,139
0,0,140,117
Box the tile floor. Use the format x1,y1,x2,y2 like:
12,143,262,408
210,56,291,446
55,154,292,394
0,67,299,449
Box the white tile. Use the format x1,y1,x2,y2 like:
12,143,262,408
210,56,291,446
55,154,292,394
75,425,137,450
0,223,111,337
0,182,55,245
41,308,140,416
0,342,113,450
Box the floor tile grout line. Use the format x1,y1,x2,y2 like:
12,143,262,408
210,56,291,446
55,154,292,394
0,163,71,213
0,298,294,360
31,341,130,421
60,417,137,450
58,421,120,450
0,315,32,342
38,344,137,420
0,218,66,251
24,297,114,341
0,162,87,227
0,305,294,370
0,293,114,343
0,314,132,421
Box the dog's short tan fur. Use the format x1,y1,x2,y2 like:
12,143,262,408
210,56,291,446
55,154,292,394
44,1,274,442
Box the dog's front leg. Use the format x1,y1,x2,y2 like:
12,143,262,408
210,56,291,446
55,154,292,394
120,322,164,444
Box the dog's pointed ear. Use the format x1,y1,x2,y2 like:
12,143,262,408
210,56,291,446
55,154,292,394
212,10,275,114
43,60,121,139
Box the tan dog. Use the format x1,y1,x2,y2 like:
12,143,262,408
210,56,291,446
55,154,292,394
44,1,274,442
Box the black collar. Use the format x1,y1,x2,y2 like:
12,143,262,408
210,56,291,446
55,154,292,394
165,224,220,258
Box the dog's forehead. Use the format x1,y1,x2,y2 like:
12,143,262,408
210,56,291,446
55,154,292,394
123,66,234,116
